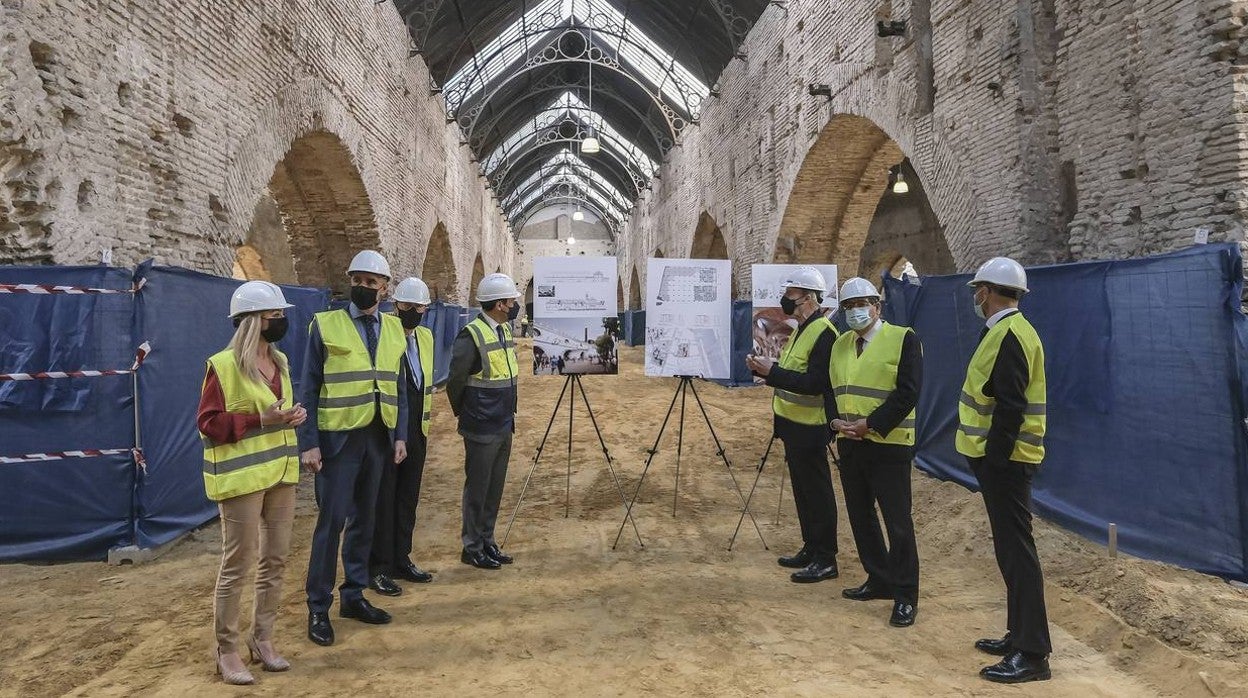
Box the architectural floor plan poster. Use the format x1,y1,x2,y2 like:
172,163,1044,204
531,256,620,376
644,257,732,379
750,264,839,382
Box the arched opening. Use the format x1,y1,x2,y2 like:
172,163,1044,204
244,130,381,295
776,115,950,279
629,266,642,310
422,222,458,302
469,253,485,303
857,158,954,280
616,275,624,311
524,280,535,320
688,211,738,297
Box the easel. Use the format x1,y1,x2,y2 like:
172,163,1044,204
729,438,841,549
612,375,767,550
502,373,643,548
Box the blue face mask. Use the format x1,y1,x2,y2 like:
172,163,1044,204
846,306,874,331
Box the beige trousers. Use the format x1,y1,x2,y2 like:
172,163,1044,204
213,483,296,653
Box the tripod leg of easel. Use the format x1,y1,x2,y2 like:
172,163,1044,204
575,375,643,547
565,375,574,519
685,380,767,549
502,375,571,548
613,378,683,550
729,437,775,551
775,464,786,525
673,378,688,517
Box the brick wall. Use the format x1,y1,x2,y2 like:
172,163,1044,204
619,0,1247,304
0,0,513,301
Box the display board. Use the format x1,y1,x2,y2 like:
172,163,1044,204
749,264,839,372
644,258,733,379
531,256,620,375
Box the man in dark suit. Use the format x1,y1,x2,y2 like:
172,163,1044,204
828,277,922,628
368,277,436,597
958,257,1052,683
299,250,408,646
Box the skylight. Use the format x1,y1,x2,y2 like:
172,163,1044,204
442,0,709,117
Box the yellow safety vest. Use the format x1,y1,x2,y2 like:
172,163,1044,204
772,316,837,426
464,316,519,389
956,312,1047,464
829,322,917,446
200,349,300,502
409,325,435,437
314,309,405,431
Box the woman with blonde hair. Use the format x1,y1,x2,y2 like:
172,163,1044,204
197,280,306,685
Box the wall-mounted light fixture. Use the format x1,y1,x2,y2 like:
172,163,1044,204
568,235,577,245
877,20,907,37
808,83,833,98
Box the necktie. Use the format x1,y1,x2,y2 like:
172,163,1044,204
856,336,865,358
408,335,421,390
361,314,378,361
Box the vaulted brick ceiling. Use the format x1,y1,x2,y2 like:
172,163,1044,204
392,0,769,237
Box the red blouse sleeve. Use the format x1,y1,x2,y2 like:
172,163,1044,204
197,366,264,444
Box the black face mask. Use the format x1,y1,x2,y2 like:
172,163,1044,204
397,307,424,330
350,285,379,310
261,317,289,343
507,301,521,321
780,295,802,316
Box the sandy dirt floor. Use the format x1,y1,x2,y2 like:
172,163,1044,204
2,343,1247,697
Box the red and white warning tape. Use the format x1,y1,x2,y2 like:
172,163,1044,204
0,278,146,295
0,341,151,382
0,447,145,465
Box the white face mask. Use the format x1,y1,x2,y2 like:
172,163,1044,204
846,306,874,331
973,289,988,319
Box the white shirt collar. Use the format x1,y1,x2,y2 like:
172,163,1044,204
857,318,883,344
480,312,501,330
985,307,1018,328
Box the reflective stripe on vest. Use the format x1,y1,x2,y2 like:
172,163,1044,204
955,312,1047,464
201,349,299,502
771,316,836,426
314,309,406,431
829,322,917,446
412,325,435,437
465,316,519,389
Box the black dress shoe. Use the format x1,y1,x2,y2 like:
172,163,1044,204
889,601,917,627
790,559,839,583
974,632,1012,656
308,612,334,646
340,598,392,625
980,650,1051,684
778,547,812,569
395,561,433,583
461,548,502,569
484,543,513,565
369,573,402,597
842,580,893,601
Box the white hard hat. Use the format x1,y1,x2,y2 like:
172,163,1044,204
968,257,1028,293
393,277,431,304
346,250,391,279
476,272,521,302
229,280,294,318
780,265,826,293
839,277,880,303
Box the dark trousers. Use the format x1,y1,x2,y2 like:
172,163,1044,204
969,456,1052,656
461,431,512,553
838,439,919,605
371,429,428,574
305,418,388,613
781,432,838,561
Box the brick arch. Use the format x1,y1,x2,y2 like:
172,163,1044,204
421,221,458,302
688,211,740,298
629,265,642,310
216,78,389,285
469,253,485,302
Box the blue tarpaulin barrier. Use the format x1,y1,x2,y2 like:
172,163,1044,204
882,243,1248,581
621,309,645,346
